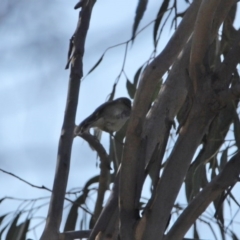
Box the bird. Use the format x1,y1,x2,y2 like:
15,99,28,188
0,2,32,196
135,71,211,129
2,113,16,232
74,97,132,135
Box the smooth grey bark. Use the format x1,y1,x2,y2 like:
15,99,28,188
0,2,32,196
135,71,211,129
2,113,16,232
119,1,202,239
89,168,121,240
40,1,94,239
137,2,237,239
165,151,240,240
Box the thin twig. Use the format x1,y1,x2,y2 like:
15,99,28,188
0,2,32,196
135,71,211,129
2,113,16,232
1,196,50,202
0,168,51,191
82,7,174,81
0,168,92,215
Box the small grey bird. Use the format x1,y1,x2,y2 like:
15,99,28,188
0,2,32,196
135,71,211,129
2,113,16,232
75,97,132,135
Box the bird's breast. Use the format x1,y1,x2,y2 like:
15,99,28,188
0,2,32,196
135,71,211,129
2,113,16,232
103,110,130,132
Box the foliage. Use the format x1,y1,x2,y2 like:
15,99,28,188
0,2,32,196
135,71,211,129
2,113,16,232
1,0,240,240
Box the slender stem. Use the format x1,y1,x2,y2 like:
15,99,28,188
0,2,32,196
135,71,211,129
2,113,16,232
40,1,95,239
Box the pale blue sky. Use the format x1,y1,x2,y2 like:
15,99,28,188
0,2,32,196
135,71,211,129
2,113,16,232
1,0,240,239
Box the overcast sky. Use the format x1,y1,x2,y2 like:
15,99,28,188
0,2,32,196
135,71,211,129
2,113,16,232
1,0,240,239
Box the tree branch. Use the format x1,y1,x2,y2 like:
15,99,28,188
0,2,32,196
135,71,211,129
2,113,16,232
189,0,220,92
0,168,52,192
185,99,237,201
139,3,237,239
216,29,240,87
134,33,193,239
165,151,240,240
142,89,216,240
79,133,111,170
0,169,92,215
79,133,111,227
60,230,91,240
89,167,121,240
189,0,237,92
119,1,202,238
40,1,95,240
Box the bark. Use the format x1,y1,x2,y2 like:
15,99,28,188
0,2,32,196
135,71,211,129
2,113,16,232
39,1,240,240
189,0,219,84
79,133,111,227
165,152,240,240
89,168,121,240
119,1,202,238
142,78,217,240
137,2,237,239
40,1,94,239
60,230,91,240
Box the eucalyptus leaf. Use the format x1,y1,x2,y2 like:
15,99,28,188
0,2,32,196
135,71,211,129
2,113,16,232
126,78,136,99
6,213,21,240
153,0,170,47
233,111,240,149
86,54,104,76
16,219,30,240
132,0,148,41
64,192,89,231
133,65,143,86
220,148,228,170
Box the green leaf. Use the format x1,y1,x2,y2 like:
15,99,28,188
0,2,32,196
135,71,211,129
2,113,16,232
126,65,144,99
64,191,89,231
211,159,217,179
228,191,240,207
64,204,79,231
213,194,224,226
132,0,148,41
108,83,116,102
0,214,8,226
185,161,208,202
192,171,201,199
193,222,199,239
233,110,240,149
16,219,30,240
185,165,194,202
6,213,21,240
112,120,129,170
126,79,136,99
231,232,239,240
192,164,204,198
133,65,143,86
85,54,104,76
220,148,228,170
0,214,10,239
153,0,170,47
0,224,9,239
